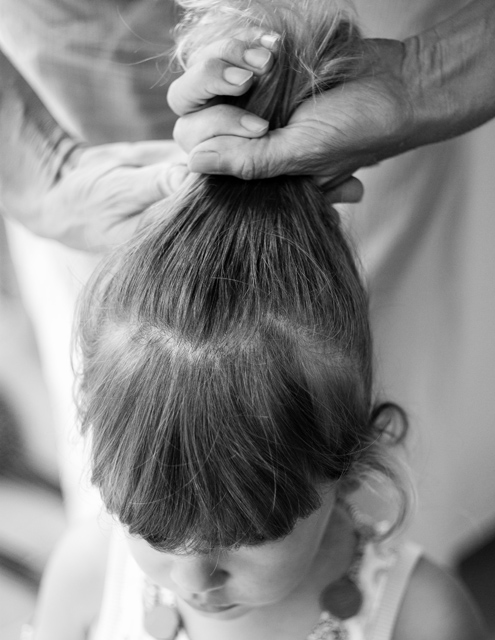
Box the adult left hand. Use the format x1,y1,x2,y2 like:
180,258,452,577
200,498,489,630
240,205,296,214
168,34,365,203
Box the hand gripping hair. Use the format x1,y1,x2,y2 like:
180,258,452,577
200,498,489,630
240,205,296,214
76,0,410,553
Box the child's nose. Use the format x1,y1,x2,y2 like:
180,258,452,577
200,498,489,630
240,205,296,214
170,557,229,594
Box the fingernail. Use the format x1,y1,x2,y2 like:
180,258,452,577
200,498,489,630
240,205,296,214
260,33,280,50
223,67,254,86
240,114,268,133
243,48,271,69
190,151,220,174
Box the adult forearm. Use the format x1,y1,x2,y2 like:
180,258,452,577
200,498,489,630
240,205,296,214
403,0,495,148
0,48,80,229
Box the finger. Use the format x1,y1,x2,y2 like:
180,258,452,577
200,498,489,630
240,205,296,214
123,162,190,207
188,136,364,200
160,164,191,195
318,177,364,203
168,60,253,116
187,35,277,70
187,134,283,180
186,125,353,180
168,40,274,116
186,123,324,179
174,104,268,153
88,164,189,250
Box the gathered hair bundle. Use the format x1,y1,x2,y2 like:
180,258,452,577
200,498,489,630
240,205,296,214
76,0,411,553
176,0,363,130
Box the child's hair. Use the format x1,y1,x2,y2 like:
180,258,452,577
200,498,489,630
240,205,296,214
76,0,410,554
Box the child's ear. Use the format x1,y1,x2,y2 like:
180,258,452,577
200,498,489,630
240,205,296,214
335,474,361,497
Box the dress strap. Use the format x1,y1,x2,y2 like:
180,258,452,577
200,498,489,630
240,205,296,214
367,542,422,640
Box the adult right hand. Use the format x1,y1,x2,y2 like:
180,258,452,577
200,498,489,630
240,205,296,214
169,0,495,191
169,35,413,192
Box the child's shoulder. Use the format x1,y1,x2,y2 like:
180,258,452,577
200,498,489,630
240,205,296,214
393,554,488,640
34,515,111,640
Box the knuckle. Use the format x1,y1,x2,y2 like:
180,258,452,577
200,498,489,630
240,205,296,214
172,117,191,151
172,117,185,143
217,39,234,61
238,143,281,180
205,106,225,131
201,57,223,77
218,37,247,62
167,77,194,117
166,80,181,115
210,104,239,129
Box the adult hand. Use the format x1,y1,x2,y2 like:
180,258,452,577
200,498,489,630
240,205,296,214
0,49,189,253
168,35,413,196
170,0,495,190
6,140,188,253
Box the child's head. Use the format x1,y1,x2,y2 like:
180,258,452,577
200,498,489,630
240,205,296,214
76,0,408,560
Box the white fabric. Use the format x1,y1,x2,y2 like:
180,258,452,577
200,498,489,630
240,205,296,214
1,0,495,559
366,542,423,640
90,527,422,640
347,0,495,561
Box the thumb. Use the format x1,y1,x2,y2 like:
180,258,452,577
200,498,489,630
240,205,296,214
131,162,190,207
188,135,281,180
157,163,190,197
319,176,364,203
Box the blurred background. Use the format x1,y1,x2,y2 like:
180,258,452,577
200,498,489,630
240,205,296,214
0,216,66,639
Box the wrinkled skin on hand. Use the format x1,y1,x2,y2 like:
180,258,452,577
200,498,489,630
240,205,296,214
169,36,414,195
22,141,187,253
0,47,189,253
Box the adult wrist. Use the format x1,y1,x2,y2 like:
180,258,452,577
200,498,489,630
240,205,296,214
0,47,83,233
401,0,495,150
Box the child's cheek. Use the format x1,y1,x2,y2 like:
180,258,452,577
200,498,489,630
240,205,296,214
249,560,309,602
126,536,175,588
